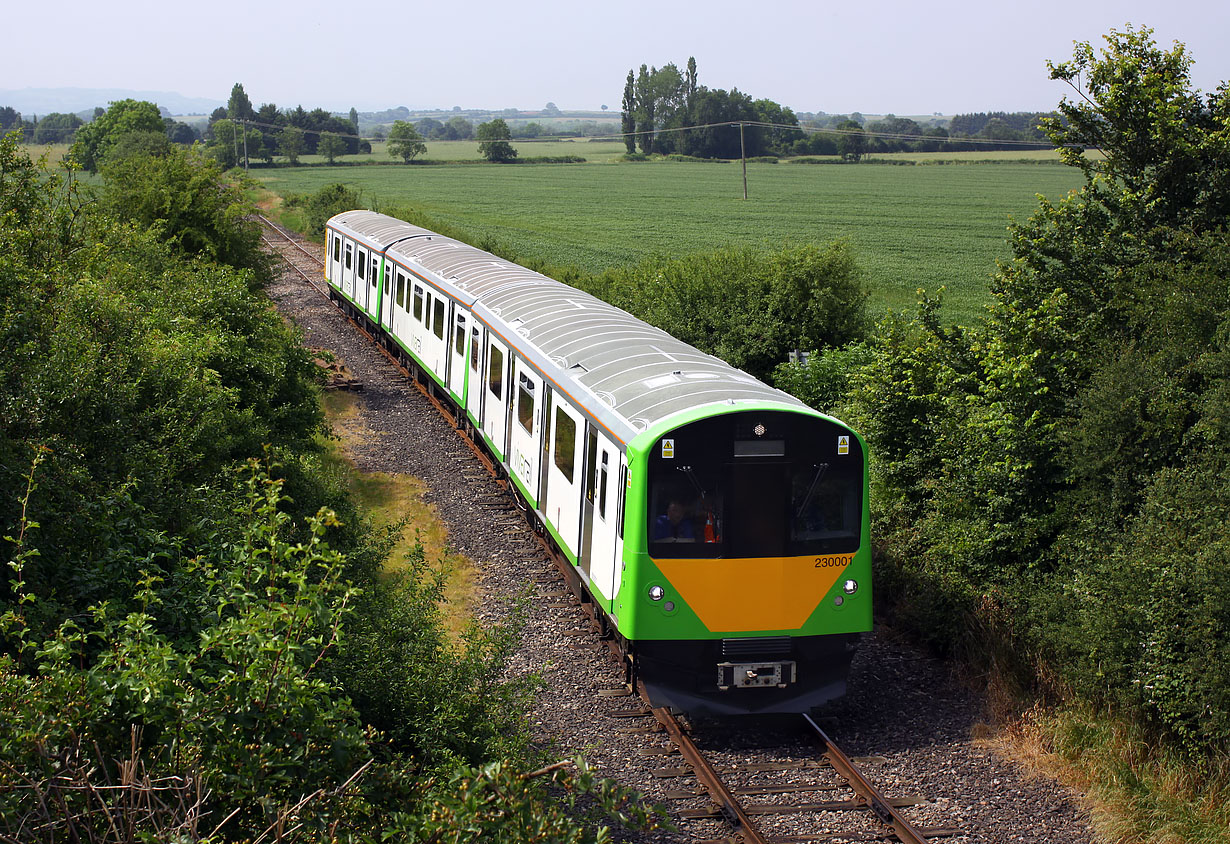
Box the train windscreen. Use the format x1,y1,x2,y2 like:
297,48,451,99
646,411,862,559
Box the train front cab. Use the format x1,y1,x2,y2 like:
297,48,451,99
619,405,871,715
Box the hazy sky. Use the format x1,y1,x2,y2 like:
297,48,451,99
8,0,1228,115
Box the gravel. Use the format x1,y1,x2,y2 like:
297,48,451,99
264,233,1096,843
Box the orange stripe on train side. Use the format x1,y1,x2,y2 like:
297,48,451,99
654,553,853,632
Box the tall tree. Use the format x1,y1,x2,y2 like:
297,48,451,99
620,70,637,154
634,65,654,154
476,119,517,162
227,83,255,122
348,107,359,131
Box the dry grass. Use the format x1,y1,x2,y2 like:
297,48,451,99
321,390,481,635
975,705,1230,844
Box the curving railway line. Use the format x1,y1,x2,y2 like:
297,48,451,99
257,214,1083,844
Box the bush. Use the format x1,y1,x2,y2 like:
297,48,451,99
583,242,869,381
284,182,363,239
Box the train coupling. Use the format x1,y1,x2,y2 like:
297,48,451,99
717,660,797,690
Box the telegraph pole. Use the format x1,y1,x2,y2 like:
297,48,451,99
739,122,748,200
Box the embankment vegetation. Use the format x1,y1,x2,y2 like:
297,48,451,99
0,135,662,841
780,26,1230,840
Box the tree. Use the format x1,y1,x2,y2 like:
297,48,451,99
348,106,359,131
279,126,305,164
318,131,347,164
1043,24,1230,233
227,83,255,122
165,120,198,145
416,117,444,139
620,70,637,154
100,144,267,276
835,120,866,161
70,99,165,173
204,118,240,168
634,65,655,153
476,119,517,162
387,120,426,163
0,106,20,134
443,116,474,140
32,112,83,144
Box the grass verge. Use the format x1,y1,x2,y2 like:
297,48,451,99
983,705,1230,843
321,390,480,635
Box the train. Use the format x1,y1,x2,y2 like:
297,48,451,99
324,210,871,715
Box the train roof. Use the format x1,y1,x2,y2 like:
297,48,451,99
328,211,811,442
327,210,436,250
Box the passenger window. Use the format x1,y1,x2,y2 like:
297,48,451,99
344,244,352,270
488,345,504,399
584,429,598,504
517,373,535,434
413,286,424,321
332,234,340,262
470,327,481,373
371,258,378,287
357,249,366,280
433,298,446,340
554,408,576,483
598,452,609,520
454,315,465,356
396,276,405,308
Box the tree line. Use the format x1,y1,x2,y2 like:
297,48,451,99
618,57,806,159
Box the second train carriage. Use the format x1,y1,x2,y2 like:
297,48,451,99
325,210,871,714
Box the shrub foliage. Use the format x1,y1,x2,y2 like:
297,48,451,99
843,26,1230,757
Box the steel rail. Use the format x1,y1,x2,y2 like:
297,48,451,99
640,687,769,844
803,713,930,844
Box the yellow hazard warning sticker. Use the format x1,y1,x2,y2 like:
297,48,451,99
661,438,675,458
837,435,850,455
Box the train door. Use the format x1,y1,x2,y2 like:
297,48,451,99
430,294,448,383
342,241,355,300
328,231,343,288
383,265,400,333
355,245,367,307
508,361,542,505
586,436,621,601
579,427,598,575
466,324,484,426
368,253,380,320
449,309,467,402
545,400,584,561
482,336,509,461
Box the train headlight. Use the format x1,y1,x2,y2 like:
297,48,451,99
843,579,859,595
648,585,665,602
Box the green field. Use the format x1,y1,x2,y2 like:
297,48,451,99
263,155,1082,323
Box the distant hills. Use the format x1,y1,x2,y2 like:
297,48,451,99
0,88,223,117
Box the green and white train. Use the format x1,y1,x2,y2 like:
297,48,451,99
325,210,871,714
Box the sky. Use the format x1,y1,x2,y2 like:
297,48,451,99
6,0,1228,116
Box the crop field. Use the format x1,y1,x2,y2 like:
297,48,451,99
262,157,1082,323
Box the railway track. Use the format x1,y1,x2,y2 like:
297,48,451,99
258,215,960,844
